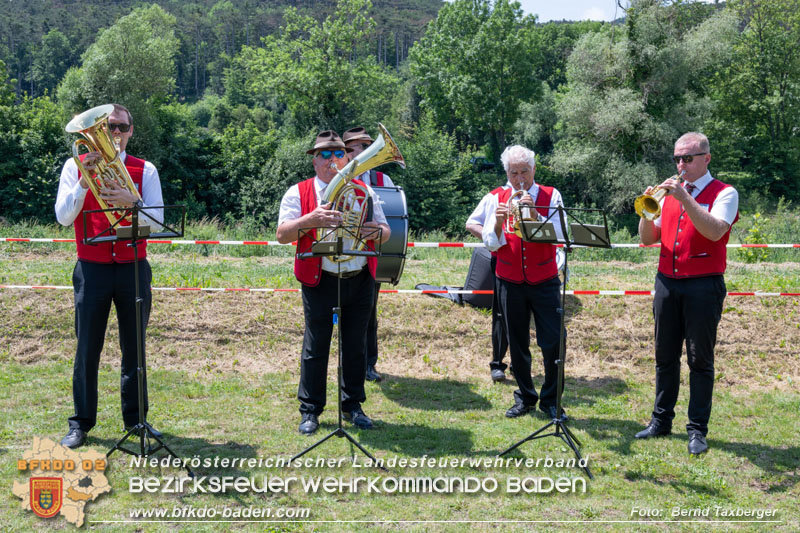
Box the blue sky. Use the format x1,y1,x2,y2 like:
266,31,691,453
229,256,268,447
445,1,718,23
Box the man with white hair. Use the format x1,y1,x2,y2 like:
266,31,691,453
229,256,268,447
482,145,566,420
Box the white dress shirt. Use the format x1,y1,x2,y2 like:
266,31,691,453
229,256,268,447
466,182,511,227
278,176,388,274
54,152,164,229
654,171,739,228
482,182,565,252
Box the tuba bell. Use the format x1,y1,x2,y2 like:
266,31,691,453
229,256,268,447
320,123,405,262
634,170,686,221
65,104,143,227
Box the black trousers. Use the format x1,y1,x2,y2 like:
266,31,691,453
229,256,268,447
366,282,381,367
298,269,374,415
488,255,510,371
68,259,152,432
652,273,726,436
498,276,563,408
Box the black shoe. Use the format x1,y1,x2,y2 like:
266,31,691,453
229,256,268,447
688,434,708,455
491,368,506,382
60,428,86,449
505,402,535,418
299,413,319,435
125,424,162,438
366,365,382,382
343,408,374,429
540,405,568,421
634,420,672,439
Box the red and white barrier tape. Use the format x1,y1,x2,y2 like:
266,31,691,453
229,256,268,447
2,285,798,297
2,237,799,249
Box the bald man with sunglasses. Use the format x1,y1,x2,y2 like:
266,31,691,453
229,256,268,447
635,132,739,456
277,130,390,436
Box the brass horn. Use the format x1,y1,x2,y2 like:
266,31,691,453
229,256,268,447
635,170,686,221
504,189,540,237
65,104,143,227
320,123,405,262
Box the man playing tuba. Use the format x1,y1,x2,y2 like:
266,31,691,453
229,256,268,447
55,104,164,449
276,130,390,436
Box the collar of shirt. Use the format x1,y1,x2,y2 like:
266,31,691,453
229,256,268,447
313,176,329,201
685,171,712,197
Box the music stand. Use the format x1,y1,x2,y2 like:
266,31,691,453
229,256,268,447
498,204,611,480
290,225,387,471
82,203,192,477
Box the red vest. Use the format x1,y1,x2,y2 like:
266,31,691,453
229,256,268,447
369,170,385,187
495,186,558,285
294,178,378,287
658,178,738,278
74,155,147,263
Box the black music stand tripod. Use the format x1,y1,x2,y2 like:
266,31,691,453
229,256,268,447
498,205,611,480
290,225,387,471
83,203,192,476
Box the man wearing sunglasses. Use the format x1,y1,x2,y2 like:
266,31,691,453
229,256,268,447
342,126,396,383
636,132,739,455
277,130,391,436
55,104,164,449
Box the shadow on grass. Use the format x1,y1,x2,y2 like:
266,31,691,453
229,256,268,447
710,439,800,493
340,420,479,457
378,374,492,411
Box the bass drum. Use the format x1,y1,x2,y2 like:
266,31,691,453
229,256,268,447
372,185,408,285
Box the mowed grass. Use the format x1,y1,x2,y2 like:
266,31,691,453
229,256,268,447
1,235,799,531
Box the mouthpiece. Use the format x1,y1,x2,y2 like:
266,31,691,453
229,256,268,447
113,136,121,152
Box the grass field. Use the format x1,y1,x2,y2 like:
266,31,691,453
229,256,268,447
1,226,799,531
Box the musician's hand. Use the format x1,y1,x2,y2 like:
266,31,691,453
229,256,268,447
360,220,382,240
79,152,102,188
99,179,138,208
519,192,534,206
493,202,509,235
307,202,343,227
657,178,690,202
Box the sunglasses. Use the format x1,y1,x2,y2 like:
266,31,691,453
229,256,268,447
318,149,345,160
672,153,706,164
108,122,131,133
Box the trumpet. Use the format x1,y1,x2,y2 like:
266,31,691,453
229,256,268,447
504,189,540,237
634,170,686,221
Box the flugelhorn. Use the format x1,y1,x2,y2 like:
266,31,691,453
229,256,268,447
65,104,142,227
320,123,405,262
504,189,540,237
634,170,686,221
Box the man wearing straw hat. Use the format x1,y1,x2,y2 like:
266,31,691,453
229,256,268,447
342,126,396,383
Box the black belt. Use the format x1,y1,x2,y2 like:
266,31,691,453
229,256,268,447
323,267,365,279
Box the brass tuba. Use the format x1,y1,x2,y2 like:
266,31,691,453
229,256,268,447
320,123,405,262
503,189,540,237
634,170,686,221
65,104,143,227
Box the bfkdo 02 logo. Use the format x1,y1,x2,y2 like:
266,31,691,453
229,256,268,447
30,477,63,518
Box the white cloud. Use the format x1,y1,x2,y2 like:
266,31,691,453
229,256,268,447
581,7,613,21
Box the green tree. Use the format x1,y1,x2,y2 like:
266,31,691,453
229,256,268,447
56,4,180,163
409,0,540,159
31,29,73,95
550,0,737,215
715,0,800,199
235,0,400,133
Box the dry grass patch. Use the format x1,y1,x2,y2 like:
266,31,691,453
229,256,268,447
2,290,797,391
